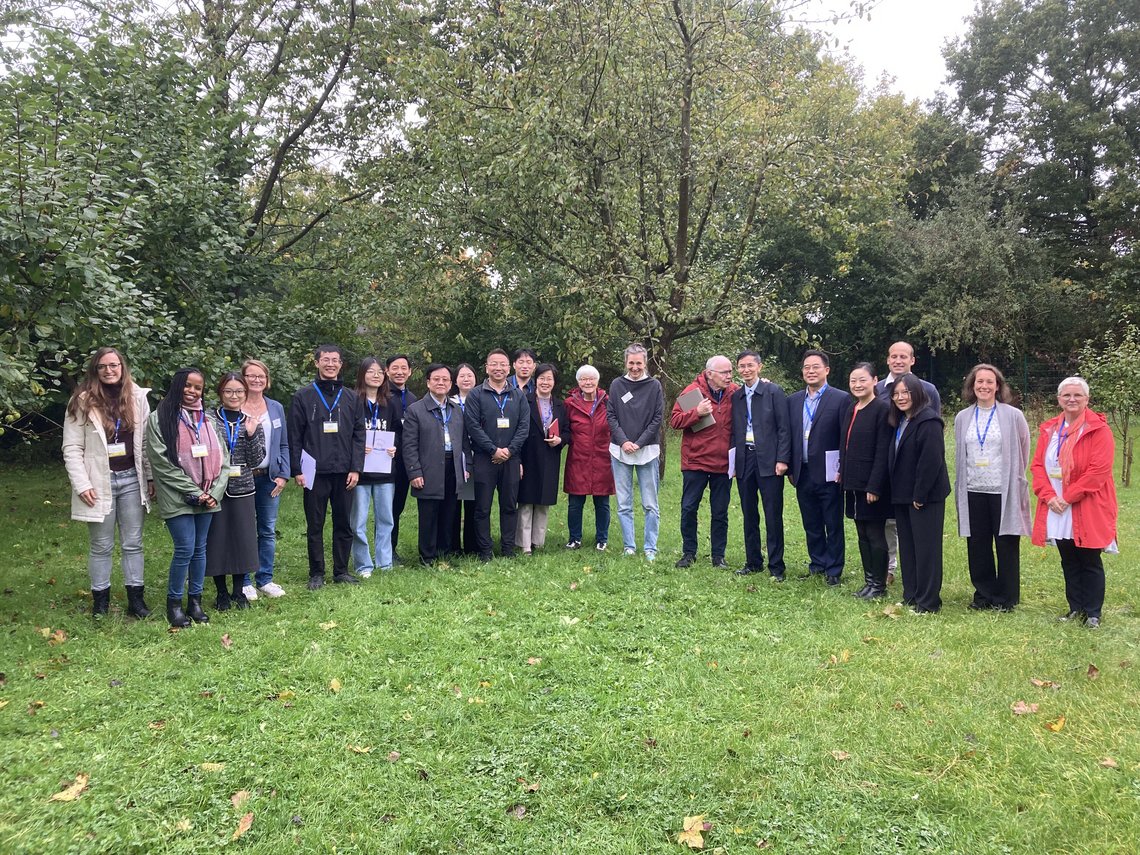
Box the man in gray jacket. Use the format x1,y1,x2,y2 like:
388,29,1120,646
606,343,665,560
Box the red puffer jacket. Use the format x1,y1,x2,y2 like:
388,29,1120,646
563,389,616,496
668,371,738,473
1030,409,1118,549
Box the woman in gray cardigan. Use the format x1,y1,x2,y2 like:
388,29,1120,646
953,364,1032,611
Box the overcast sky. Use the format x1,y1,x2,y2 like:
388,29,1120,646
805,0,981,102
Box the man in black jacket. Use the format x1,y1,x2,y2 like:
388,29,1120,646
465,349,530,560
289,345,366,589
730,351,791,579
386,354,418,564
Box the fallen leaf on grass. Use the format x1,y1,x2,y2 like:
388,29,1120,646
148,720,166,730
417,769,429,781
48,629,67,646
1120,660,1132,670
387,751,401,762
347,745,372,754
28,700,45,715
891,701,906,711
881,604,903,619
1100,757,1118,768
49,773,89,802
678,814,711,849
1010,700,1039,715
467,696,484,704
1030,678,1061,689
1087,664,1100,680
569,582,578,591
231,790,251,809
0,699,8,710
232,812,253,841
329,678,342,694
451,685,462,698
38,626,52,639
199,762,225,772
645,737,658,749
560,616,580,626
479,680,492,688
507,804,527,819
862,636,882,644
756,840,771,849
274,690,295,701
318,621,338,631
221,634,233,650
175,818,192,832
831,750,851,761
1044,715,1066,732
526,657,541,666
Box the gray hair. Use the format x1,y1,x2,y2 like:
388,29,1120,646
1057,376,1090,396
575,364,600,382
705,354,731,371
624,343,647,359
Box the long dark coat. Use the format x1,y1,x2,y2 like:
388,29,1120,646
839,396,893,520
518,394,568,506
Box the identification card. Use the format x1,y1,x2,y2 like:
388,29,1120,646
1048,467,1062,479
107,442,127,458
443,429,452,448
975,457,990,468
323,420,339,434
272,418,282,428
497,417,510,429
621,391,634,404
191,444,208,458
227,465,242,477
745,428,755,444
804,428,811,441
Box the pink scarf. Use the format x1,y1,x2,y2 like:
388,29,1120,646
176,407,223,492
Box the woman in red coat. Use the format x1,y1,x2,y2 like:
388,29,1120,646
563,364,615,550
1030,376,1118,628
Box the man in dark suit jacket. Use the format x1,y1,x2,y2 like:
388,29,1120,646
787,350,850,584
730,351,791,579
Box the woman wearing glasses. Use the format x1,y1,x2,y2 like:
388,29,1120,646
887,373,951,613
63,348,155,618
205,373,265,610
351,357,401,576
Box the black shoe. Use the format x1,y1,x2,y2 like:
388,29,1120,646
332,573,361,584
967,601,986,610
866,584,886,599
186,595,209,624
501,550,516,559
392,552,405,566
1057,610,1082,622
770,572,786,582
166,598,191,628
214,591,232,611
826,576,841,587
478,553,493,563
853,585,872,599
711,557,728,569
232,593,250,609
92,587,111,618
1086,616,1100,629
565,540,582,550
735,566,761,576
675,553,696,569
125,585,150,619
796,572,815,580
308,575,325,591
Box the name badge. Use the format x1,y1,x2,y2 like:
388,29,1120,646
621,391,634,403
497,417,510,429
745,428,755,444
804,428,811,441
1048,467,1062,479
272,418,282,428
227,465,242,477
443,428,452,446
191,444,208,458
107,442,127,458
975,457,990,468
323,420,339,434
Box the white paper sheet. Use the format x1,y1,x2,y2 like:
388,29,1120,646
363,430,396,474
300,450,317,490
727,447,736,479
825,449,840,482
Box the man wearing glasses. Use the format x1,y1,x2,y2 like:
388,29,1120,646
669,355,739,569
288,345,366,589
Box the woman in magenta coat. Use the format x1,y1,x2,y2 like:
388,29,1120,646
563,364,615,550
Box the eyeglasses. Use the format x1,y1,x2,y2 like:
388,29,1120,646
244,373,267,381
891,391,911,399
97,363,121,371
222,389,246,397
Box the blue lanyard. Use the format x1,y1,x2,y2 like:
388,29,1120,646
585,394,599,417
456,395,466,413
312,382,343,420
219,409,244,456
399,388,407,412
745,383,758,432
803,384,827,430
112,418,121,443
432,402,452,429
492,389,510,417
179,409,204,441
366,399,380,429
895,417,908,449
974,405,996,451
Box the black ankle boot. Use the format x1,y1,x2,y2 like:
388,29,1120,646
125,586,150,618
186,595,209,624
92,587,111,617
215,590,231,611
167,598,191,628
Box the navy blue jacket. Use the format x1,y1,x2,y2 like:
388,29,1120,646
262,397,291,482
787,385,849,487
730,381,791,474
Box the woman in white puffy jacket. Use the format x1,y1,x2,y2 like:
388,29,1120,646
62,347,154,618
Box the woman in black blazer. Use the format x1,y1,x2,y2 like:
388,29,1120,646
840,362,893,599
516,364,569,553
888,373,951,613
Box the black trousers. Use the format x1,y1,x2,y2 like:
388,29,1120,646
1056,538,1106,619
680,470,731,560
303,472,353,578
417,458,457,564
391,462,410,554
473,454,521,557
450,499,478,555
795,477,845,578
737,448,785,575
854,518,888,586
966,491,1021,608
895,500,944,611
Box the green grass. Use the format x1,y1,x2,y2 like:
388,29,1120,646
1,442,1137,854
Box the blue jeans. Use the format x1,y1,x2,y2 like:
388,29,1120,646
244,473,281,588
165,512,213,599
87,470,146,590
351,481,395,572
611,458,660,552
567,494,611,545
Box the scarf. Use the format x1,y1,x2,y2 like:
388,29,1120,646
1058,410,1087,481
176,406,223,492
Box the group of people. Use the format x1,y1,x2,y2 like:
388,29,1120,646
63,340,1118,629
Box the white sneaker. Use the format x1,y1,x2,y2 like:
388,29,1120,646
623,547,637,557
257,582,286,598
359,569,373,579
242,585,258,601
644,550,657,562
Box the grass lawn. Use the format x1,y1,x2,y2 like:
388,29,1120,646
0,440,1137,853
